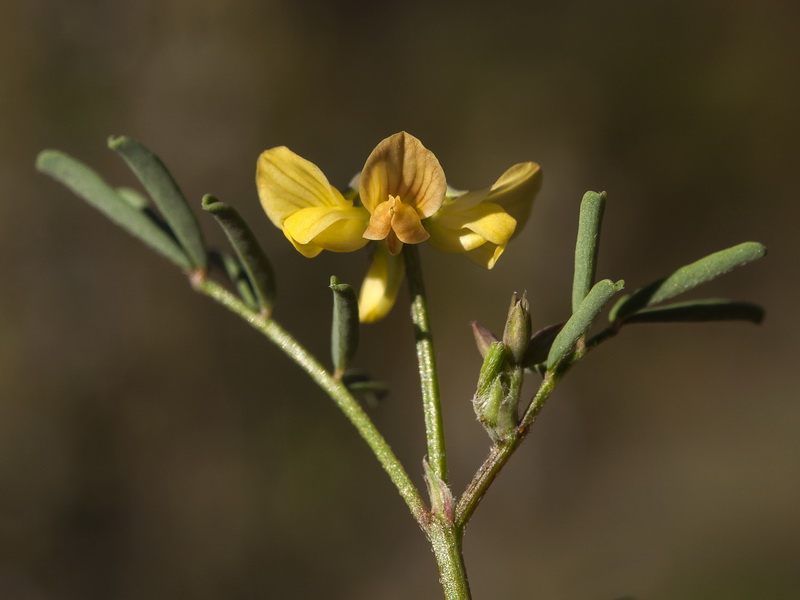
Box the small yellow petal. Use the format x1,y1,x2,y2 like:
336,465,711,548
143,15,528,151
257,146,348,229
485,162,542,235
363,201,394,240
463,242,506,269
359,245,406,323
390,200,430,244
359,132,446,218
426,201,515,257
431,201,515,242
283,230,324,258
283,206,370,252
384,230,404,256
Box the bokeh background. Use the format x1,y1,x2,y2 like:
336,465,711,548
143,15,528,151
2,0,798,598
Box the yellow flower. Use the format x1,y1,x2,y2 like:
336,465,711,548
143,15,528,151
426,161,542,269
360,132,447,256
256,146,370,258
255,132,542,322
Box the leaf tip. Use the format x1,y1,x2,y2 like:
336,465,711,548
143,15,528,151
35,149,56,172
107,135,128,150
746,241,768,259
201,194,221,212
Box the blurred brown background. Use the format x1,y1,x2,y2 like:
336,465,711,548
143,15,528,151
2,0,798,598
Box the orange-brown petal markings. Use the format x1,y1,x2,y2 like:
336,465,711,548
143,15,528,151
360,132,447,220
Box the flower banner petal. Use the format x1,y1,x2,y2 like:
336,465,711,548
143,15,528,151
359,132,446,218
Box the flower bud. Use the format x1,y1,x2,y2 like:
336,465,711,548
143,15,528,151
471,321,499,358
474,341,506,401
502,292,531,365
472,342,506,426
494,369,523,441
472,341,525,442
474,376,505,435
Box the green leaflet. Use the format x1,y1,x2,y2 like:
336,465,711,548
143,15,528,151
572,191,606,313
547,279,625,370
36,150,191,270
108,136,207,270
611,242,766,321
621,299,764,325
330,276,360,377
209,250,259,312
202,195,276,315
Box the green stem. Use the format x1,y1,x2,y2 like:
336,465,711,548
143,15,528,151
404,246,448,483
456,373,558,528
193,276,429,526
426,519,472,600
456,320,625,529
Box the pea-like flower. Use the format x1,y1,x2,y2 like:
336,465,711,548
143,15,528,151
256,132,541,322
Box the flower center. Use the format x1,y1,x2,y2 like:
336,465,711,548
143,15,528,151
362,194,430,255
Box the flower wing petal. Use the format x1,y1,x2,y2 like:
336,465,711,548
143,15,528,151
358,245,405,323
485,162,542,234
283,206,370,252
257,146,348,228
283,230,324,258
426,202,516,253
463,242,506,270
359,132,446,218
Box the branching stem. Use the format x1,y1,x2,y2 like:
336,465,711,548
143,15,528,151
193,276,429,526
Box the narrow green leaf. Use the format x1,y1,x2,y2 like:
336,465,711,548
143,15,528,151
572,191,606,313
621,299,764,325
613,242,767,321
116,185,184,241
547,279,625,370
116,186,149,209
108,136,207,270
607,293,629,322
330,276,360,377
202,195,276,315
36,150,191,270
209,250,259,311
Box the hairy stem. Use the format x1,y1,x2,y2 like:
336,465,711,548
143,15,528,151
456,373,558,528
427,519,472,600
404,246,448,484
194,276,429,525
